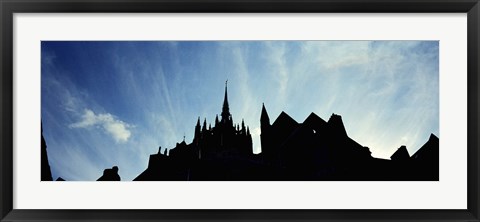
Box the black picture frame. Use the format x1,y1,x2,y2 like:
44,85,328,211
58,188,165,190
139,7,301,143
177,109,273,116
1,0,479,221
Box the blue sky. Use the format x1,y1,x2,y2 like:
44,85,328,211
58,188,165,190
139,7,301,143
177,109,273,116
41,41,439,181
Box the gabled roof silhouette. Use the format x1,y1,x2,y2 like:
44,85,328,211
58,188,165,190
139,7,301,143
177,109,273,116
282,112,327,145
411,133,439,160
277,118,322,152
303,112,327,130
390,145,410,161
272,111,298,128
304,112,326,124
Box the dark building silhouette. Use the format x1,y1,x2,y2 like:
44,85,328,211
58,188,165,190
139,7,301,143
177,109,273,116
410,134,439,180
391,145,410,161
135,81,254,181
259,106,374,180
97,166,121,181
257,104,440,180
41,123,53,181
42,82,439,181
133,82,439,181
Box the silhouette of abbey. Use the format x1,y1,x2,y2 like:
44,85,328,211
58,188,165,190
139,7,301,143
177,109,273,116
132,81,439,181
42,81,439,181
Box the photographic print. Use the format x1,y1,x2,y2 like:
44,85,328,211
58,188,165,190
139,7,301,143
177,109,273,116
41,41,439,181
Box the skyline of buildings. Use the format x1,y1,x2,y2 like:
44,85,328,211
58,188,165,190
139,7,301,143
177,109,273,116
41,41,439,180
43,82,439,181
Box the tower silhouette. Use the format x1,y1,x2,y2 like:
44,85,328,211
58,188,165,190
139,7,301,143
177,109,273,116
260,103,271,159
134,81,254,181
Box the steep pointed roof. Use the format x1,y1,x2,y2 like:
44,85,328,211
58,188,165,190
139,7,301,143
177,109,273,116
270,111,300,143
411,133,439,160
304,112,327,126
279,113,325,139
272,111,298,127
428,133,439,142
390,145,410,161
261,103,270,123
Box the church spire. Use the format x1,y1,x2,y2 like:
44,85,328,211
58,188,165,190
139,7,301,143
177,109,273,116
202,118,207,132
241,119,246,135
194,117,201,143
221,80,231,123
261,103,270,127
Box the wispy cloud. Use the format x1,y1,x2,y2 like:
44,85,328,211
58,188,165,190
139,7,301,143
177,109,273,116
264,42,289,105
70,109,132,143
42,41,438,180
302,41,371,71
48,142,104,181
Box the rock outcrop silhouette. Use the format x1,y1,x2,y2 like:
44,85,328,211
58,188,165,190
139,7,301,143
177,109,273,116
41,123,53,181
